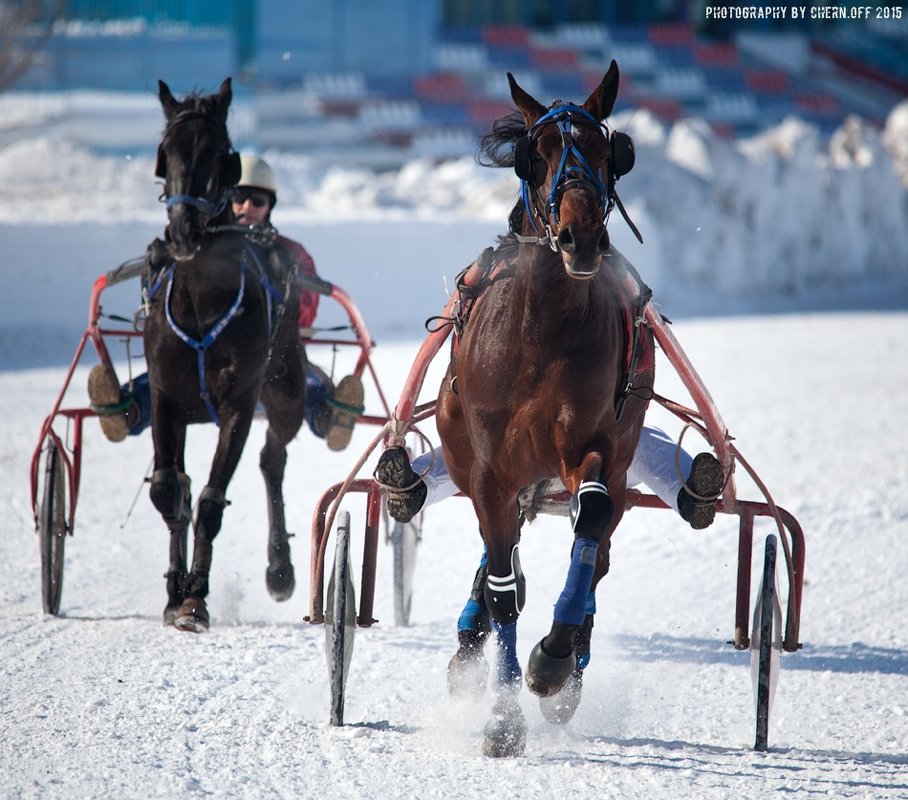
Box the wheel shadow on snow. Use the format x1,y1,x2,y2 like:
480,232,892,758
609,633,908,676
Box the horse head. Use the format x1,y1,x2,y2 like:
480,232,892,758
155,78,241,261
509,61,634,279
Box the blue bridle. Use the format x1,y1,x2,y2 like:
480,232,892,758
164,191,231,218
518,104,612,237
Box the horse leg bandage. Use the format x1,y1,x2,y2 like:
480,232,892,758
492,620,522,689
195,485,229,540
554,538,599,626
150,466,184,525
569,480,613,535
457,551,490,633
484,545,526,625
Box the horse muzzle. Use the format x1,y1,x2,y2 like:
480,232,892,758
557,224,608,280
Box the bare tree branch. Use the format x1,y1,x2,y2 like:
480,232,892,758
0,1,68,93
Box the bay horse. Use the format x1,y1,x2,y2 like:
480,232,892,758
143,78,306,632
435,61,654,756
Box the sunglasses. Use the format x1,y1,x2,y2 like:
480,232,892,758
232,189,271,208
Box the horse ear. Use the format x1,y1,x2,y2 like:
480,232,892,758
583,60,620,121
216,77,233,121
158,80,180,120
154,144,167,179
507,72,546,129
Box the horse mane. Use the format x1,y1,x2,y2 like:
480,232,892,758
476,111,530,237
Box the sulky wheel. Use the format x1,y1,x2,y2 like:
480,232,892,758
38,441,67,615
391,519,419,627
752,533,782,751
326,510,356,726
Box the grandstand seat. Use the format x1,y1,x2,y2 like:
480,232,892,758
482,25,532,48
413,73,468,104
744,69,790,94
530,47,580,71
693,41,738,67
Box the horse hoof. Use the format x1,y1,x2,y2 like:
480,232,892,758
162,605,180,627
266,562,295,602
539,668,583,725
447,647,489,702
173,597,209,633
482,695,527,758
525,639,574,698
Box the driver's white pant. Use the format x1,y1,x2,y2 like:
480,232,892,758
411,426,692,515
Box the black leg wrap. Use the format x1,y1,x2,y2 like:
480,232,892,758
483,545,526,626
573,613,594,670
164,569,185,601
467,561,491,637
569,481,613,536
150,466,184,524
184,570,209,599
196,485,228,539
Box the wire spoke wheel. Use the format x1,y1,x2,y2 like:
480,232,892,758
326,510,356,726
751,533,782,751
38,441,67,615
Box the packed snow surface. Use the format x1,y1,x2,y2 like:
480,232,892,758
0,89,906,798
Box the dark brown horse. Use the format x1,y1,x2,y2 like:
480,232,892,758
143,78,306,631
435,62,654,756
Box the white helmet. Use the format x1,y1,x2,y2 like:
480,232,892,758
237,154,278,201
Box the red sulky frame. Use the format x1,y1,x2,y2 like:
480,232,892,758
29,260,395,547
307,250,805,656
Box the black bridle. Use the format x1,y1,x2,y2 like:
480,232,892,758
155,110,241,226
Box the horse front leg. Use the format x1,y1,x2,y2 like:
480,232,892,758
538,543,609,725
471,468,527,758
148,400,192,626
447,549,491,701
527,451,618,700
176,400,256,633
261,429,300,601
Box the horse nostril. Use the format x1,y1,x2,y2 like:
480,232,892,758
557,227,575,253
598,230,610,254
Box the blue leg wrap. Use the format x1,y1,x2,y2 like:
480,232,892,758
492,620,522,689
553,538,599,626
457,550,488,632
585,591,597,616
457,598,485,632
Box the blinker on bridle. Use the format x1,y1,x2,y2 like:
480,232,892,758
513,103,641,248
